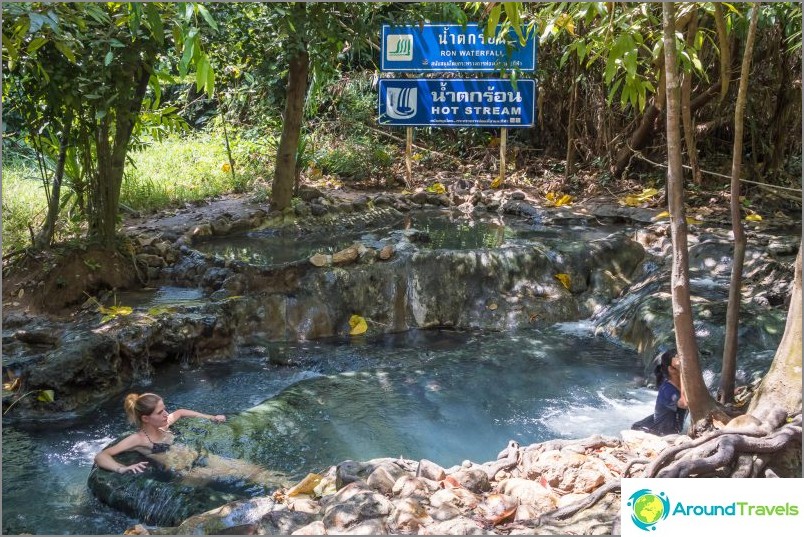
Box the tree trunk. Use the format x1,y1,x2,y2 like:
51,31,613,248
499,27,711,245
271,49,309,212
272,5,310,213
565,58,578,180
681,13,701,185
89,63,152,248
719,5,759,405
612,8,696,178
749,242,803,421
611,73,665,178
663,2,721,430
35,113,72,249
713,3,731,106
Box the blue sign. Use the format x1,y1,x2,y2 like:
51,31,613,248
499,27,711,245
378,79,535,128
381,23,536,72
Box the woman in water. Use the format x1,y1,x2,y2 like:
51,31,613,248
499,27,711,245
94,392,226,474
631,349,688,436
94,393,286,487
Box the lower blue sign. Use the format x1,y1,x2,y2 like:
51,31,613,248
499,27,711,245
378,79,535,128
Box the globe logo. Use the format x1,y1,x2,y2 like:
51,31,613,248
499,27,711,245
627,489,670,531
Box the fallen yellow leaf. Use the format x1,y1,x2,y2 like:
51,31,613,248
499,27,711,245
653,210,670,220
745,213,762,222
490,176,502,189
349,314,368,336
554,194,573,207
686,216,704,225
426,182,446,195
555,273,571,290
287,473,323,497
221,162,231,173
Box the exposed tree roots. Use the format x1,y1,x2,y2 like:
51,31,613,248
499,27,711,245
534,410,802,529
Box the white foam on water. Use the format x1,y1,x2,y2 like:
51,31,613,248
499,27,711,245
540,388,656,439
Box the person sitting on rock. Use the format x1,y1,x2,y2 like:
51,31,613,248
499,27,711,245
631,350,688,436
93,393,286,487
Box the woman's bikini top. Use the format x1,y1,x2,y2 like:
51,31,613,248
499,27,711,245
142,429,173,454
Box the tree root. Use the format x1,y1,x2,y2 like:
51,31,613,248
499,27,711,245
537,480,621,524
649,412,801,478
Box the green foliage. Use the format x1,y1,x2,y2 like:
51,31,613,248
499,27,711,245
122,131,271,212
2,2,218,246
314,137,394,182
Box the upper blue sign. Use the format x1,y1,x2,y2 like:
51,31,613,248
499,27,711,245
381,23,537,72
378,79,535,128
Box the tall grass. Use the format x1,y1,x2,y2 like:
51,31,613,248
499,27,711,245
122,131,272,211
1,130,274,253
1,162,50,254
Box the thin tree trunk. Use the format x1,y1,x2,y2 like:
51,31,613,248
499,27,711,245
35,113,72,249
663,2,720,430
681,13,701,185
565,58,578,180
272,48,309,212
713,3,731,106
719,4,760,405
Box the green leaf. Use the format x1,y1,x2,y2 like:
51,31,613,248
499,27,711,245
144,3,164,44
104,50,114,66
27,12,46,33
37,390,55,403
487,5,502,39
196,4,218,31
195,53,208,92
26,36,48,54
53,41,76,63
503,3,524,44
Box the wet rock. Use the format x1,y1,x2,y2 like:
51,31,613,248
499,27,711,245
332,246,359,265
411,192,429,205
211,217,232,235
137,254,166,268
299,186,324,202
378,245,395,260
310,204,329,217
309,253,332,267
13,329,60,346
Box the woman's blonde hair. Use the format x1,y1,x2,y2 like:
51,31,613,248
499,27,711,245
123,393,162,426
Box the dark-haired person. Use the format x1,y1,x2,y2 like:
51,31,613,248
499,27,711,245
631,350,688,435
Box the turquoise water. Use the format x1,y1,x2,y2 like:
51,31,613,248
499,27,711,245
2,325,656,534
